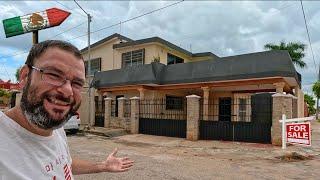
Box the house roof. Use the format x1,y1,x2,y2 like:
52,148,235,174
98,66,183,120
192,52,219,59
113,36,219,59
92,50,301,88
80,33,132,53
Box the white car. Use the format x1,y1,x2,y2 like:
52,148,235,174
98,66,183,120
63,112,80,134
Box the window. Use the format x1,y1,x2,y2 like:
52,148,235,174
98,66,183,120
166,96,184,110
167,53,184,65
238,98,247,121
85,58,101,76
122,49,145,68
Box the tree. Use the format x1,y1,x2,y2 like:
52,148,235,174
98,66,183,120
264,41,307,68
15,67,21,82
304,94,316,115
312,81,320,119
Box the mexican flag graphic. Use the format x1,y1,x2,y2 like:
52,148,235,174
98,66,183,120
3,8,70,38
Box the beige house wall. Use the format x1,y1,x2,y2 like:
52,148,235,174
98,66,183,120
82,38,126,71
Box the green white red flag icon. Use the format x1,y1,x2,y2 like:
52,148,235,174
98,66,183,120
2,8,70,38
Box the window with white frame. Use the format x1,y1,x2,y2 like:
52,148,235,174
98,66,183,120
122,49,145,68
238,98,247,121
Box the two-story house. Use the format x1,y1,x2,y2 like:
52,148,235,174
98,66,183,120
79,33,304,131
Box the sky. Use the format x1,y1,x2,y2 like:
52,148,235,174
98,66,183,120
0,1,319,95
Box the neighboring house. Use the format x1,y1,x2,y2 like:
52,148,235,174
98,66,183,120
80,33,304,144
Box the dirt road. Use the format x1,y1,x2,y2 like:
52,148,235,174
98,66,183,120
69,121,320,180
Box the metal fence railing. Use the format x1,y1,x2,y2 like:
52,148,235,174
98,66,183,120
200,97,252,122
124,99,131,118
139,98,187,120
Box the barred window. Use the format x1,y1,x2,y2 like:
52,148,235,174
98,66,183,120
122,49,145,68
85,58,101,76
166,96,184,110
239,98,247,121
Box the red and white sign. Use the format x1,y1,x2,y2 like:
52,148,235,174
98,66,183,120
286,122,311,146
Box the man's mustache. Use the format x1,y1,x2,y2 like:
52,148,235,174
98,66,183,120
45,94,74,104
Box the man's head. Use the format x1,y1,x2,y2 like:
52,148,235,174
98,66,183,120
19,40,85,130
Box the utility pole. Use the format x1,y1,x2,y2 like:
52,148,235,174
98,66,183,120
74,0,93,128
316,68,320,120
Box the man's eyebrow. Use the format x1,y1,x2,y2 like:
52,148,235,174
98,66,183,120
73,78,85,84
42,66,64,74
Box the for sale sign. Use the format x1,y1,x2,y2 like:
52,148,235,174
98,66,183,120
286,122,311,146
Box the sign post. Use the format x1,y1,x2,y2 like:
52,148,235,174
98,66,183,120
279,115,314,149
2,8,70,44
282,114,286,149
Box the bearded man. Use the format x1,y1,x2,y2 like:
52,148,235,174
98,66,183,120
0,40,133,179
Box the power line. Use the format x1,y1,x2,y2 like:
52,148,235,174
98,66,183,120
47,21,87,39
300,0,317,77
54,0,87,17
65,0,184,42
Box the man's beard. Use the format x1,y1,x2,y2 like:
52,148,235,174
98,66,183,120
20,80,80,130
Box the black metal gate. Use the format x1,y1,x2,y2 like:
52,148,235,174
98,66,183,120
200,93,273,143
95,96,105,127
139,98,187,138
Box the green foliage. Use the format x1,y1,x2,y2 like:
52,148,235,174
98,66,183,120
304,94,316,115
312,81,320,98
264,41,307,68
0,88,11,98
152,56,160,63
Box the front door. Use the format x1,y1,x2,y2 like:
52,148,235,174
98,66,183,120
219,97,231,121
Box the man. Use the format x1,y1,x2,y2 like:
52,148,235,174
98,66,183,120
0,40,134,179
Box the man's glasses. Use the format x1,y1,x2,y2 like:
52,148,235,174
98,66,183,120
28,65,84,92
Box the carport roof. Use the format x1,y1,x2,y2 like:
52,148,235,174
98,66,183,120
92,50,301,89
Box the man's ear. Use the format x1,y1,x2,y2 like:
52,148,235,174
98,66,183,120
19,65,30,89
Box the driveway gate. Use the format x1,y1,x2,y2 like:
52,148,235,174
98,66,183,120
139,98,187,138
200,93,273,143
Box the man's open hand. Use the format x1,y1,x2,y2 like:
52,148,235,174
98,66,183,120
99,148,134,172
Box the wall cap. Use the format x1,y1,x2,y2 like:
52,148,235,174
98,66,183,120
186,94,201,99
104,97,113,100
272,93,292,98
130,96,140,100
117,97,127,100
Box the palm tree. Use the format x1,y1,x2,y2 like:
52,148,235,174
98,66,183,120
312,81,320,119
264,41,307,68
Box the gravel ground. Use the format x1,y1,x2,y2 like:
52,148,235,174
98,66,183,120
69,121,320,180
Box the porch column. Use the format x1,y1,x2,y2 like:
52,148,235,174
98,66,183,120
272,93,293,146
104,97,112,128
273,82,285,94
186,95,201,141
138,88,146,100
130,97,140,134
294,86,304,118
89,88,95,126
201,87,210,121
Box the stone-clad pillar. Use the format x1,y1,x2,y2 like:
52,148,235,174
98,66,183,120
186,95,201,141
130,97,140,134
104,97,112,128
272,93,293,146
201,87,210,121
117,97,126,119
